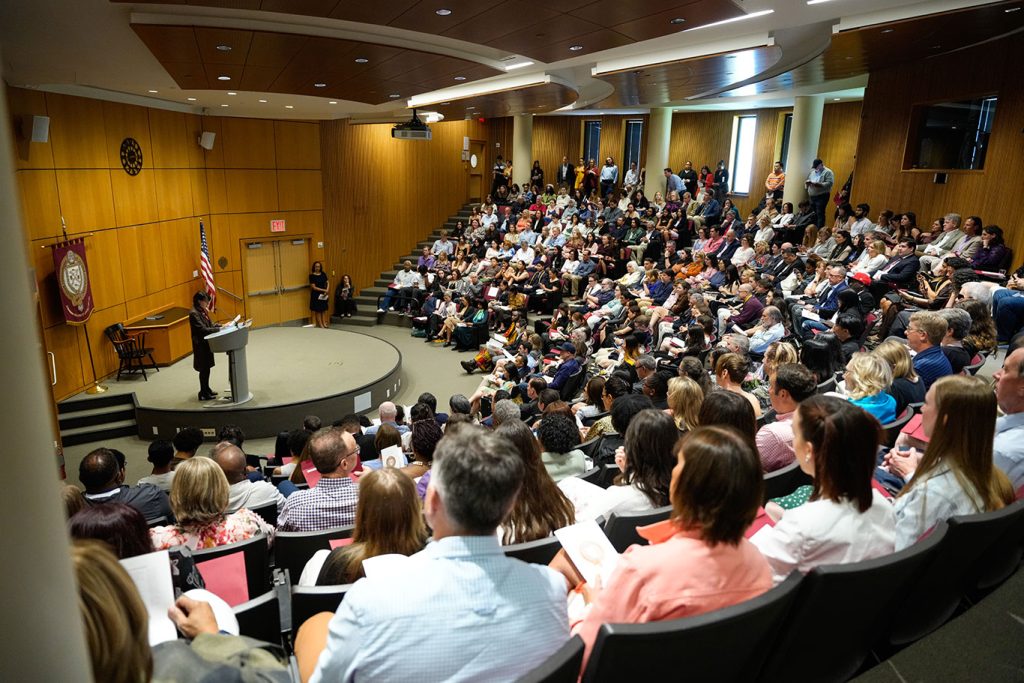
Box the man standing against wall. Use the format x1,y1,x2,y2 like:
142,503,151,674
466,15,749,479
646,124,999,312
805,158,834,229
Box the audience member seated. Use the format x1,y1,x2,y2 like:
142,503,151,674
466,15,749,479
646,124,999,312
364,401,410,436
561,427,771,664
495,419,576,544
138,439,175,493
150,457,273,551
800,333,845,384
537,413,586,482
171,427,204,467
756,363,817,472
62,483,86,518
297,428,569,683
714,353,762,417
994,348,1024,490
70,502,204,594
274,429,312,478
211,442,285,515
888,376,1015,550
299,468,428,586
906,311,954,390
594,393,654,465
582,376,630,440
279,428,360,532
842,352,898,424
80,447,173,522
665,376,703,434
873,339,926,416
936,308,974,374
752,396,895,582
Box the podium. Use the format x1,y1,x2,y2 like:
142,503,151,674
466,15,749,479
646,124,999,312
204,322,253,407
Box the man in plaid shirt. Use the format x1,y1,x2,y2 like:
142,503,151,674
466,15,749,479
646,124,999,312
279,428,360,531
755,364,817,473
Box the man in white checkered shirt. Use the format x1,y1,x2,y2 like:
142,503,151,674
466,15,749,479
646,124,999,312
278,429,359,532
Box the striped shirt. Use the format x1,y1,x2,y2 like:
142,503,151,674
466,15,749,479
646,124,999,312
279,477,358,532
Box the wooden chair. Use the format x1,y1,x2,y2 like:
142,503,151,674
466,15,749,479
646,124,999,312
104,323,158,381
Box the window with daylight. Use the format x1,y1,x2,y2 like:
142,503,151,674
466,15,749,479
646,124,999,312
582,120,602,165
730,114,758,195
779,113,793,171
623,119,643,171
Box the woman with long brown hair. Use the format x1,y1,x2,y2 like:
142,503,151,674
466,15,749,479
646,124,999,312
494,419,575,544
890,375,1015,550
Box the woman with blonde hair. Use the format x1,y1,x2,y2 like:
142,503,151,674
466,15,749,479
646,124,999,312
874,340,925,415
306,468,428,585
151,457,273,551
666,376,702,434
889,375,1016,550
843,352,897,423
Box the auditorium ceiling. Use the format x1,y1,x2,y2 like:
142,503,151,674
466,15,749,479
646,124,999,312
1,0,1021,120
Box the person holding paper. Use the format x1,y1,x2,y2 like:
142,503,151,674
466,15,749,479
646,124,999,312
189,290,221,401
558,427,772,664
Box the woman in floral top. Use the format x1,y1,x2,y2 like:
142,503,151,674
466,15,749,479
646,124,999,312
151,457,273,551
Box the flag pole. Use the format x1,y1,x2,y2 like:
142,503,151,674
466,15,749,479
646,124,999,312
82,327,107,394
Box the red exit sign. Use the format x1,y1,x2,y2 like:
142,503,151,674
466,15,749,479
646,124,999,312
270,219,286,233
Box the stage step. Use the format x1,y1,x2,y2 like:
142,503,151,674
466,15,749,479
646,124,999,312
58,393,138,447
331,313,377,327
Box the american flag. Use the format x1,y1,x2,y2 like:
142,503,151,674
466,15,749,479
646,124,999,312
199,220,216,310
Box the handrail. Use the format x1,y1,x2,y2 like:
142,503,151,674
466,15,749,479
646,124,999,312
217,286,243,301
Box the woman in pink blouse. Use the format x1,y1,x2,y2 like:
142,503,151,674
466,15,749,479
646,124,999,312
559,426,772,663
150,457,273,551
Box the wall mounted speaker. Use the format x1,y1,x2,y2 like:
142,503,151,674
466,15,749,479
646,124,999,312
30,115,50,143
198,131,216,150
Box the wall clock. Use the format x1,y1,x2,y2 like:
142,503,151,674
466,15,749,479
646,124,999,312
120,137,143,176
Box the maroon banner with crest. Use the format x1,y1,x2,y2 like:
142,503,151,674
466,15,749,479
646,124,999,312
51,238,94,325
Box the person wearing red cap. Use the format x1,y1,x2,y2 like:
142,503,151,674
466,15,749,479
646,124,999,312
847,271,877,314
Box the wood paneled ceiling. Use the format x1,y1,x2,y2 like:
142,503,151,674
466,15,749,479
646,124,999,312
717,2,1024,97
131,25,505,105
117,0,744,62
427,82,578,120
595,46,783,108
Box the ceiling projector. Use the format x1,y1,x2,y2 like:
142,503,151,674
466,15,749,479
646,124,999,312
392,109,432,140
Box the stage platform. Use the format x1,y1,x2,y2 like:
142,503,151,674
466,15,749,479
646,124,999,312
74,327,402,440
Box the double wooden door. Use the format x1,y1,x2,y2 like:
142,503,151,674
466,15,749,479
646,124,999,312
243,237,312,327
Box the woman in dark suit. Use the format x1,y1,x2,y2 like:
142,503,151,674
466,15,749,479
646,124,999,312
189,291,220,401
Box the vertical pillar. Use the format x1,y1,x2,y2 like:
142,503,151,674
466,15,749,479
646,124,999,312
0,87,92,678
783,95,825,206
512,113,533,190
644,107,672,200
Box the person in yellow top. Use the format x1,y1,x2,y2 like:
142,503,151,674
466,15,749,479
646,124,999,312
574,157,586,192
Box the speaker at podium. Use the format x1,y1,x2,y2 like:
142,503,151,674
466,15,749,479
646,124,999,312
204,320,254,407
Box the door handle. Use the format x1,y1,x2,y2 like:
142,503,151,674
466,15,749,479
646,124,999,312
47,351,56,386
247,289,278,296
281,285,309,293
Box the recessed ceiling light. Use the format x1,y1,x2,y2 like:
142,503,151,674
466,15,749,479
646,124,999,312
569,44,584,51
187,97,197,101
930,44,942,49
314,83,327,88
453,76,467,81
217,75,231,81
329,101,338,105
147,89,158,93
881,28,894,34
833,98,841,101
389,93,401,98
354,57,369,64
435,8,452,15
220,104,229,107
216,44,232,52
670,17,685,25
258,99,268,103
227,91,237,96
285,105,294,109
441,102,450,105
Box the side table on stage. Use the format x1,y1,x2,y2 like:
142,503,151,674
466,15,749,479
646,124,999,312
204,321,254,407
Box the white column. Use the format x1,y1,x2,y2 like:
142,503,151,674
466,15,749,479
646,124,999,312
644,107,672,200
784,95,824,206
512,113,533,189
0,84,92,678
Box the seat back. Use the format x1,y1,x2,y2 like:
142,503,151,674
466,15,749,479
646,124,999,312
503,535,563,565
758,523,948,683
560,367,586,401
578,466,602,485
596,464,621,489
193,535,270,606
885,500,1024,646
232,590,281,645
603,505,674,553
519,635,585,683
761,461,811,504
815,376,837,394
882,407,914,447
247,501,277,527
582,573,804,683
145,516,167,529
276,526,355,585
970,499,1024,592
290,584,351,631
581,411,609,427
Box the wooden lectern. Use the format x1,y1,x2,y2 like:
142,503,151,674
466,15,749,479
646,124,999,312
204,322,253,407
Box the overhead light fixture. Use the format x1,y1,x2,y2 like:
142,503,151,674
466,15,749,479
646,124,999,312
147,89,158,93
389,93,402,98
504,61,535,71
806,0,835,4
453,75,467,81
435,8,452,15
670,17,685,25
1005,6,1021,12
931,44,942,49
217,75,231,81
220,104,229,107
329,101,338,105
187,97,197,101
285,105,294,109
354,57,369,63
314,83,327,88
441,101,451,105
569,44,584,51
881,28,894,34
408,73,550,109
258,99,268,103
833,98,841,101
216,44,232,52
227,91,237,96
683,9,773,31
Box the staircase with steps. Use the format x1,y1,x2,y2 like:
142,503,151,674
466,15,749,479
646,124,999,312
333,202,478,328
58,392,138,447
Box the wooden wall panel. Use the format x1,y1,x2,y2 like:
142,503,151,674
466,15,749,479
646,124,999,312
530,116,580,188
854,33,1024,262
148,108,191,169
154,169,195,220
46,93,107,169
274,121,321,169
221,118,276,168
103,101,153,171
17,170,61,241
140,222,169,294
185,114,208,169
55,169,116,232
116,227,147,299
85,229,125,310
110,167,160,226
200,117,225,169
278,169,323,211
7,87,54,170
43,324,85,399
81,303,128,379
224,170,279,213
31,237,65,329
817,101,861,208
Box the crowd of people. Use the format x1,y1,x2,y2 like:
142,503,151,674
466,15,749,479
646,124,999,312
61,152,1024,681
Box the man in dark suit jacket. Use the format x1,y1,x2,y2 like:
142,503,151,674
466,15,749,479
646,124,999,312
189,291,221,400
713,229,741,263
870,238,921,301
555,156,575,188
80,448,174,522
